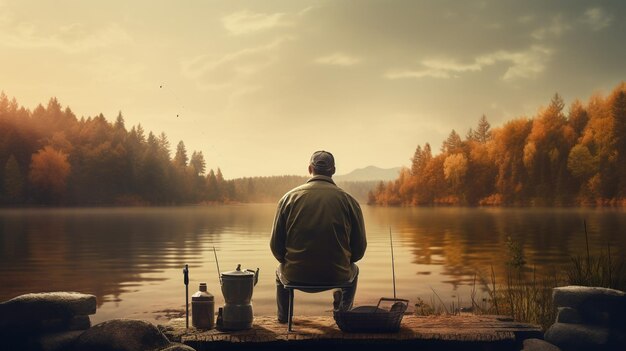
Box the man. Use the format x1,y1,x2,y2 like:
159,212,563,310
270,150,367,323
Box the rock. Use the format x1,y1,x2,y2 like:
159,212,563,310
553,286,626,327
0,292,96,327
545,322,625,351
74,319,172,351
0,330,85,351
556,307,583,324
37,330,85,351
522,338,561,351
0,315,91,334
160,343,196,351
553,286,624,309
37,315,91,333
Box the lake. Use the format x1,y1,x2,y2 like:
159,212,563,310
1,204,625,324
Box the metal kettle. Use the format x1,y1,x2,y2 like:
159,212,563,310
218,264,259,330
221,264,259,303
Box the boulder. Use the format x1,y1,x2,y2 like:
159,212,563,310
553,286,624,309
545,322,624,351
0,315,91,334
522,338,561,351
74,319,183,351
160,344,197,351
36,330,85,351
553,286,626,327
556,307,583,324
0,292,96,327
0,330,84,351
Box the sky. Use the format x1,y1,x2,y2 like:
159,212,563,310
1,0,626,178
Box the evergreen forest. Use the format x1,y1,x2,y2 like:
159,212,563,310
0,94,375,206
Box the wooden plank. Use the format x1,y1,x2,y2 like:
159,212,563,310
162,314,542,346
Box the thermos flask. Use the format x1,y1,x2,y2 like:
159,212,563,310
191,282,215,329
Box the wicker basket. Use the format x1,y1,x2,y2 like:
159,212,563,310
333,297,409,333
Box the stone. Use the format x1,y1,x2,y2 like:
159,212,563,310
545,322,625,351
74,319,172,351
37,330,85,351
0,330,84,351
556,307,583,324
0,292,96,327
160,343,197,351
522,338,561,351
553,286,626,327
36,315,91,333
0,314,91,334
553,286,624,309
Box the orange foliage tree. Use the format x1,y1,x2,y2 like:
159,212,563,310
29,146,71,202
369,82,626,207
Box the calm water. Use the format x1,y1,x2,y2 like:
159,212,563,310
1,205,625,324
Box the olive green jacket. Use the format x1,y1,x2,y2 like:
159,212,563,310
270,175,367,284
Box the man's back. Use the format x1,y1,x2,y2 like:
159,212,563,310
270,175,366,284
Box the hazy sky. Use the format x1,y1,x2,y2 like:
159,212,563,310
1,0,625,178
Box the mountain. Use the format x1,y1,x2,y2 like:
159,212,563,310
335,166,401,182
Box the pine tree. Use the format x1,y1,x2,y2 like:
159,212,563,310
190,151,206,175
174,141,188,167
475,115,492,143
410,145,423,176
442,130,463,154
114,111,126,131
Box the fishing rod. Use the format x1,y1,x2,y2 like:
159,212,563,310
213,246,222,285
389,227,396,299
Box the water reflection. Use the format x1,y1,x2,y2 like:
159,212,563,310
0,205,624,323
366,207,626,289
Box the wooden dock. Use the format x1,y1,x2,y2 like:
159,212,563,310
161,314,543,351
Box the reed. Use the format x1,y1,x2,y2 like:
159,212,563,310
477,265,558,330
566,221,626,290
415,224,624,331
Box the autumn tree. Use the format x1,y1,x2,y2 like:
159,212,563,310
568,100,589,138
523,93,576,204
444,153,468,201
612,89,626,196
580,93,617,200
29,146,71,203
567,144,598,183
493,118,532,204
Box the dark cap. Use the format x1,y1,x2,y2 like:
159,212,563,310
310,150,335,173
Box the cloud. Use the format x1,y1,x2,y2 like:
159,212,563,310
222,10,292,35
314,53,361,66
583,7,612,31
384,69,453,79
532,14,571,40
496,46,552,80
181,36,293,89
0,22,132,53
385,46,552,81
